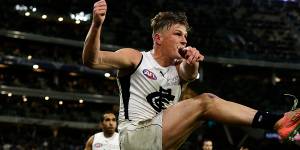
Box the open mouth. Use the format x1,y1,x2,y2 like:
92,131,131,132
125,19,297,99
178,47,187,57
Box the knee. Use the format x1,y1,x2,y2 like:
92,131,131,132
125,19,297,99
193,93,219,115
194,93,219,103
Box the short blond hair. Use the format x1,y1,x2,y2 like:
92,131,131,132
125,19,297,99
151,12,190,35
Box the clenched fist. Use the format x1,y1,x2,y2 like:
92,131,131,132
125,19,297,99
93,0,107,27
179,46,204,64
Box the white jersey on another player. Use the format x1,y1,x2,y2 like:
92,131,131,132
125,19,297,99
92,132,120,150
117,51,182,127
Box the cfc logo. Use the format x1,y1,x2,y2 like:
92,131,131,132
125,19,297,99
146,87,175,112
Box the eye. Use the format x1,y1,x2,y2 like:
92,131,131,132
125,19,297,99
175,32,181,36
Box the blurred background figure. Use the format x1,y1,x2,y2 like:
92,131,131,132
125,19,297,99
240,146,249,150
202,139,213,150
84,111,119,150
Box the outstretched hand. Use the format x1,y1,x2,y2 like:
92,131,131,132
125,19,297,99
93,0,107,26
179,46,204,65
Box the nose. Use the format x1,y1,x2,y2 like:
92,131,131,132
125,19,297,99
109,120,115,126
180,37,187,46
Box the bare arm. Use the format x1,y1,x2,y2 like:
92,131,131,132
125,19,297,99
82,0,106,68
84,135,94,150
178,60,199,81
82,0,141,70
177,46,204,81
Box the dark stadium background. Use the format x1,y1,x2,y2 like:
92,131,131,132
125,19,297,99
0,0,300,149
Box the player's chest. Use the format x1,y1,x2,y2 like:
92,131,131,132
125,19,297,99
140,67,180,87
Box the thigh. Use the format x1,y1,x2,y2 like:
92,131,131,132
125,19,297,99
162,98,205,149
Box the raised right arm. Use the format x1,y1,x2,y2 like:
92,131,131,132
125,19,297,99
82,0,141,70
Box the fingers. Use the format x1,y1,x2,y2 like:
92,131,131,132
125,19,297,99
94,8,107,16
184,47,204,64
94,0,107,7
186,49,196,64
94,0,107,16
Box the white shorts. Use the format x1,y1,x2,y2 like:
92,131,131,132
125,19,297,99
119,113,163,150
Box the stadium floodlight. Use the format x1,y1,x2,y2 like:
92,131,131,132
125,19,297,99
274,76,281,83
104,73,111,78
8,92,12,97
45,96,49,101
58,17,64,22
79,99,84,103
15,4,28,11
70,11,91,22
25,12,30,16
22,96,27,102
33,64,39,69
32,7,37,12
42,15,47,19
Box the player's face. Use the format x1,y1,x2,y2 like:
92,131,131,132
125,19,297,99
202,140,213,150
101,113,117,134
160,23,188,59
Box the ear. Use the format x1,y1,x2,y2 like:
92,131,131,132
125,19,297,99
153,33,162,45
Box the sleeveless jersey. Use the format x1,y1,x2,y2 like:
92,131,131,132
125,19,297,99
117,51,182,124
92,132,120,150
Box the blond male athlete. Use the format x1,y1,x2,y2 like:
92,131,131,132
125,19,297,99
83,0,300,149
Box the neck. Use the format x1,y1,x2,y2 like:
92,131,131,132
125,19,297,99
103,132,114,138
152,48,175,67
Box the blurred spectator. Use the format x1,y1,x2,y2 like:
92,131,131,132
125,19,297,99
0,94,117,123
202,139,213,150
84,111,119,150
1,1,300,62
0,123,91,149
240,146,249,150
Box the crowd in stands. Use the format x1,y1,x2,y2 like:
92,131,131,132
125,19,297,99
0,94,117,123
1,119,299,150
0,37,83,65
190,63,300,112
0,60,118,95
0,123,93,150
1,61,299,149
2,0,300,62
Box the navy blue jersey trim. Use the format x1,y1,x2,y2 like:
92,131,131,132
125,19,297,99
119,54,143,120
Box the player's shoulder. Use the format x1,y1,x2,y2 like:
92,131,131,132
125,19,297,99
117,48,143,66
115,48,145,72
113,132,120,140
116,48,142,57
94,132,103,137
86,134,95,146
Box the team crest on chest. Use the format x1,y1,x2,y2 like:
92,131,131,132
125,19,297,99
143,69,157,80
